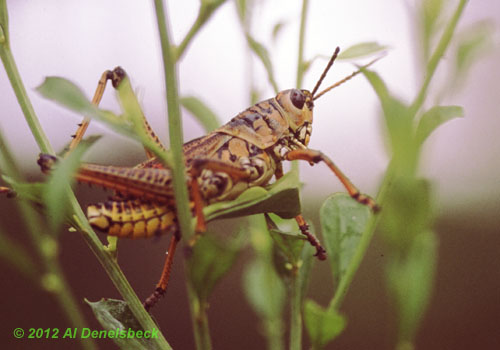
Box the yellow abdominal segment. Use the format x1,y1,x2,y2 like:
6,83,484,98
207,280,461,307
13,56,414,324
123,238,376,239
87,199,177,238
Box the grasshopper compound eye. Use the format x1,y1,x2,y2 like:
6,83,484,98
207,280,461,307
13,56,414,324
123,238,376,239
290,89,306,110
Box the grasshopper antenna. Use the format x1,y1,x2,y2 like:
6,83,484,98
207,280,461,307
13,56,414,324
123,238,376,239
311,47,340,97
313,53,386,101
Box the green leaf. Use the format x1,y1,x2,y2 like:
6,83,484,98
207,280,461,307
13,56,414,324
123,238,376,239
0,228,37,280
455,21,494,82
243,259,285,319
187,233,243,301
416,105,463,145
86,298,161,350
245,34,279,92
265,214,305,276
2,175,45,204
271,21,286,42
304,299,346,349
420,0,445,59
386,230,437,341
203,170,301,222
362,69,416,173
36,77,136,139
180,96,222,132
379,178,433,247
235,0,247,21
338,42,388,60
43,136,100,233
320,193,371,286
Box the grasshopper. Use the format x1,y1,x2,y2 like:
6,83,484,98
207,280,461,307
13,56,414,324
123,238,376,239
37,47,380,310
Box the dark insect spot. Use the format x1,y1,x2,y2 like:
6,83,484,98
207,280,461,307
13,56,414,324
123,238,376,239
290,89,306,109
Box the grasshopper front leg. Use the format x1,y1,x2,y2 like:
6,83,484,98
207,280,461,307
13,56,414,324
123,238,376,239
284,149,380,212
274,162,327,260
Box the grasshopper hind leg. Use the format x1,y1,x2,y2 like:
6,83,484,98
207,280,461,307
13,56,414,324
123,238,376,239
143,233,180,311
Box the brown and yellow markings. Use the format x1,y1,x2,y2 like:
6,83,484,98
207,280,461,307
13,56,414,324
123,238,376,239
88,199,178,238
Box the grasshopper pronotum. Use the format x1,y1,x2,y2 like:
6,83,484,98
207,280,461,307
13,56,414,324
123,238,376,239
38,47,380,310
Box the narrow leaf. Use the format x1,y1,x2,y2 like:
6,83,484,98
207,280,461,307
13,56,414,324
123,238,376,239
203,170,301,222
266,214,305,276
338,42,388,60
386,230,437,341
320,193,370,286
187,233,243,301
245,34,279,92
455,20,494,82
271,21,286,42
180,96,221,132
43,136,100,233
304,299,346,349
86,298,161,350
37,77,136,139
243,259,285,319
416,105,463,145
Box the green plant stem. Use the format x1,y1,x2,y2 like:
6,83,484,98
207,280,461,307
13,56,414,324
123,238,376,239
186,280,212,350
329,0,468,313
296,0,309,89
175,0,227,61
1,3,172,347
410,0,468,116
0,131,96,350
289,2,310,348
329,160,394,310
0,2,53,155
153,0,193,241
154,1,210,349
72,205,172,349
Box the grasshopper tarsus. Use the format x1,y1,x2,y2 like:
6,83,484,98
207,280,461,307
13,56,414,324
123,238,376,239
143,287,166,312
37,154,57,174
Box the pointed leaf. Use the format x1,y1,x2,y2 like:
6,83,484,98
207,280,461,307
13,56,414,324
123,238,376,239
266,214,305,276
86,298,161,350
43,136,100,233
455,21,494,82
245,35,279,92
386,230,437,341
37,77,136,139
2,175,45,205
320,193,371,286
243,259,285,319
180,96,221,132
187,233,243,301
304,299,346,349
271,21,286,42
416,105,463,145
338,42,388,60
203,170,301,221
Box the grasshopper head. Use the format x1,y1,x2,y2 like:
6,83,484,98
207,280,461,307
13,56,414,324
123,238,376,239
276,89,314,145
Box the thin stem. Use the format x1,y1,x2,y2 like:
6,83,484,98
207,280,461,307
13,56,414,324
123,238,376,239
0,2,53,154
0,130,96,350
296,0,309,89
186,279,212,350
73,203,172,349
175,0,227,62
153,0,193,241
329,160,394,310
1,3,172,347
329,0,468,311
289,1,309,348
410,0,468,116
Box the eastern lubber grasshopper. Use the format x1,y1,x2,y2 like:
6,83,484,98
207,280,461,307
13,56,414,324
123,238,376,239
37,47,380,310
